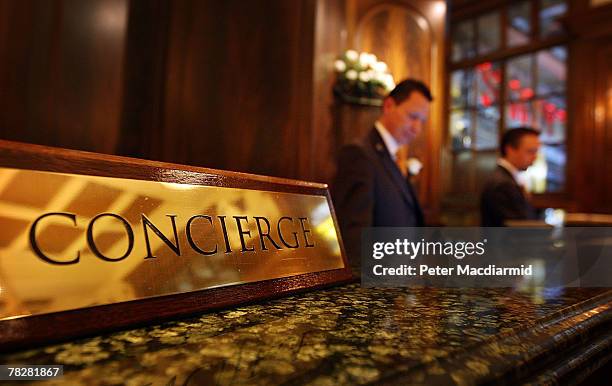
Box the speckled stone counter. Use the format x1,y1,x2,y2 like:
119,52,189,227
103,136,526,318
1,284,611,385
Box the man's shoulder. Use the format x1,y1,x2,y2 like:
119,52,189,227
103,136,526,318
487,165,515,183
336,143,374,172
339,141,369,154
482,166,517,193
338,131,378,159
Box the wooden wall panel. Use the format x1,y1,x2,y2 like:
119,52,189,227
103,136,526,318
0,0,127,155
116,0,170,159
356,5,431,83
0,0,33,137
568,2,612,214
311,0,347,182
573,39,612,213
153,0,316,180
603,45,612,213
0,0,319,181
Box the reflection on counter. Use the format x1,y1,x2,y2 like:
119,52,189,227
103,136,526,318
1,284,609,385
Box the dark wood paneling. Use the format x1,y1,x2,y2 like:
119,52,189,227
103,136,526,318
568,2,612,214
570,0,612,212
603,44,612,213
311,0,347,182
116,0,170,159
356,4,432,83
0,0,127,155
153,0,316,180
0,0,321,181
570,2,612,38
574,39,612,213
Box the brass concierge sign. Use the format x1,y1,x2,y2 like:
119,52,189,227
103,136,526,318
0,141,351,348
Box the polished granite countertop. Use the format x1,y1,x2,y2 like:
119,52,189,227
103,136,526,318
1,284,611,385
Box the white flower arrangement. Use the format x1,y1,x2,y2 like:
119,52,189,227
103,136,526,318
334,49,396,101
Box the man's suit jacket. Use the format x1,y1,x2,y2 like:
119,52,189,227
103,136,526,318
480,165,536,226
332,128,424,265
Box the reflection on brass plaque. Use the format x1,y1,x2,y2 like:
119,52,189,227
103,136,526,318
0,167,345,320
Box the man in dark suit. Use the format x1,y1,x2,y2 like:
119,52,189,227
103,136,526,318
332,79,432,269
480,127,540,226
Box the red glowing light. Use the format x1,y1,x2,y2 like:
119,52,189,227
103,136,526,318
520,88,534,99
491,70,501,83
509,79,521,90
556,109,567,121
478,62,492,72
481,94,492,107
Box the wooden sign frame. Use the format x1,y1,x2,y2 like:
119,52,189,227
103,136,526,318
0,140,353,351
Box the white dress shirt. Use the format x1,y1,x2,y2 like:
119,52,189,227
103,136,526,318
374,121,399,161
